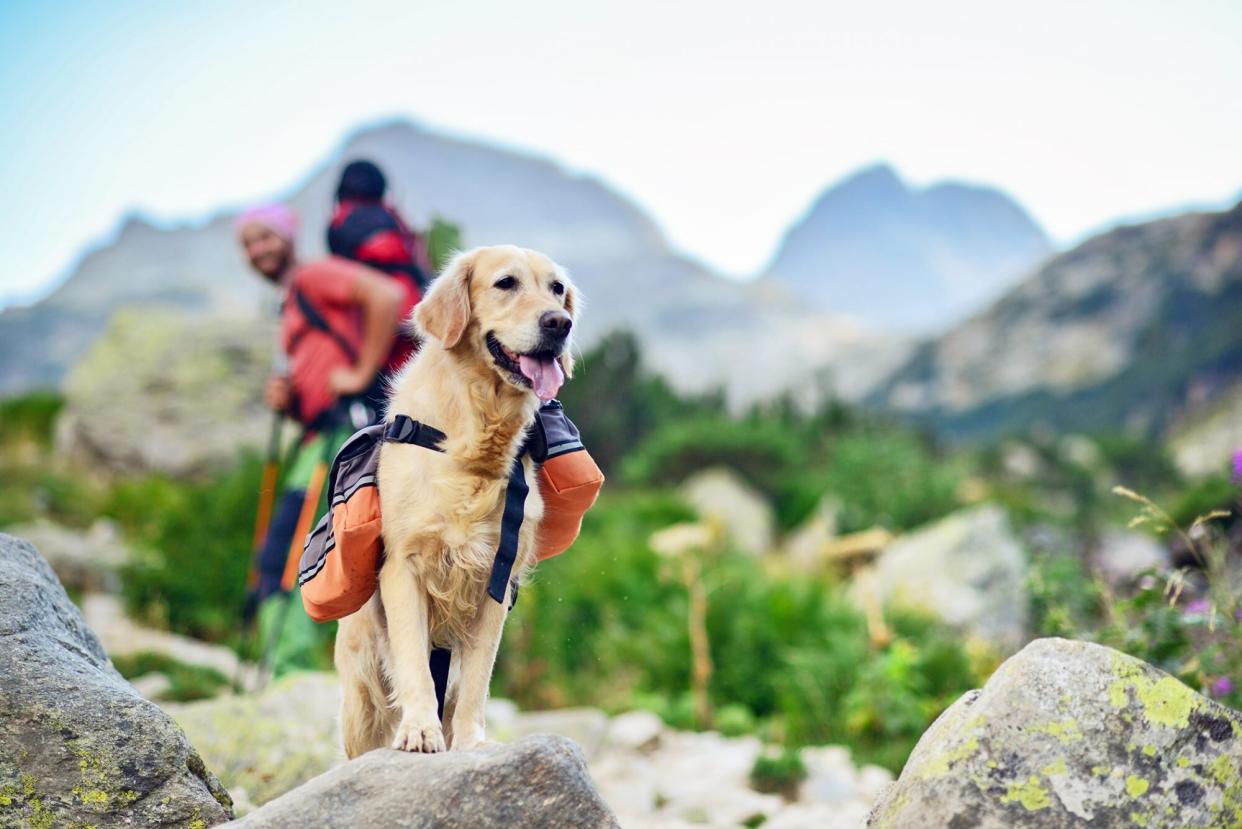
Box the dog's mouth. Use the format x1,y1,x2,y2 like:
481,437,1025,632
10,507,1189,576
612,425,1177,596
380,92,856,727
486,333,565,402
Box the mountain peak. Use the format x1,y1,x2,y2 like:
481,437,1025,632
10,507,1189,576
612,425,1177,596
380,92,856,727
814,163,908,212
764,164,1051,333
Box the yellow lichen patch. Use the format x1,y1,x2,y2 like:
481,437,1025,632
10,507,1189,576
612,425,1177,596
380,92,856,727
72,786,110,807
1142,745,1157,757
1001,776,1052,811
1126,775,1150,798
1108,655,1199,728
1129,811,1150,827
1137,677,1198,728
1210,754,1238,787
1176,757,1189,768
1030,718,1084,744
1042,758,1069,777
1092,766,1110,777
920,735,980,778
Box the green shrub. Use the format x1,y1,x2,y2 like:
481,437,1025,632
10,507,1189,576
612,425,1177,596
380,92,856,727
621,415,803,495
750,748,807,799
1027,552,1105,638
495,490,980,772
110,456,262,642
716,703,757,737
818,431,963,534
426,216,463,272
0,390,64,448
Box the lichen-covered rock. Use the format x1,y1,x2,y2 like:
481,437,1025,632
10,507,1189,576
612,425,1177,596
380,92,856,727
164,673,343,815
56,308,275,478
0,532,232,827
868,637,1242,828
227,735,620,828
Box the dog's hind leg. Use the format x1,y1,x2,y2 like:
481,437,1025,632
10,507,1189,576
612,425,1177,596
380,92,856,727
379,548,446,753
335,600,397,758
449,586,510,751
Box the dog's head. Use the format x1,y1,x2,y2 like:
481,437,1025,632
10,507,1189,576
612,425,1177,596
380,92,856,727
414,245,579,401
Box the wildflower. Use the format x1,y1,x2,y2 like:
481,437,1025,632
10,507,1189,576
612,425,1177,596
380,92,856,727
1210,677,1235,697
1183,598,1211,616
1233,449,1242,483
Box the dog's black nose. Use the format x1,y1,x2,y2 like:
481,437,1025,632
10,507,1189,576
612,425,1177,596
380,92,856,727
540,311,572,337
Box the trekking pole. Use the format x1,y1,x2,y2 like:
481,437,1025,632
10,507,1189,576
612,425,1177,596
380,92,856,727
235,412,284,691
250,414,285,580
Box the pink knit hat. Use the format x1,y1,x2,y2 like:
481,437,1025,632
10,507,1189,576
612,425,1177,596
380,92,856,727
235,203,300,243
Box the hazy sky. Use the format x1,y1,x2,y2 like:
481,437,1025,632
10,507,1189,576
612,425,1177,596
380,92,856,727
2,0,1240,306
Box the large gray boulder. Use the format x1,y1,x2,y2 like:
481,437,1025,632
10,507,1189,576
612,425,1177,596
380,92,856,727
0,532,232,827
865,504,1029,650
868,638,1242,828
228,735,620,828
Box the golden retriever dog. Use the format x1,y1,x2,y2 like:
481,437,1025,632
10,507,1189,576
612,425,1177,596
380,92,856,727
334,245,578,757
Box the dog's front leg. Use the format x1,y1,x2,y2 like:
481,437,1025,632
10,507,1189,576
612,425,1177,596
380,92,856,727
379,551,446,753
449,587,509,751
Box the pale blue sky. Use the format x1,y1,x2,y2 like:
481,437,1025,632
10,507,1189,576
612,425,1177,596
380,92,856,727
2,0,1240,307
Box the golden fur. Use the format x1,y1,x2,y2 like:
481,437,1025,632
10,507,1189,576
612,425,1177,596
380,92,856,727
334,245,578,757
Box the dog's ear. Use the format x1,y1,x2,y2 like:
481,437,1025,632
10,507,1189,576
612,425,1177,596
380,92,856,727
415,250,473,348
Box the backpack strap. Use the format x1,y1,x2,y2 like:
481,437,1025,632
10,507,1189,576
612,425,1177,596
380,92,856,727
290,286,359,364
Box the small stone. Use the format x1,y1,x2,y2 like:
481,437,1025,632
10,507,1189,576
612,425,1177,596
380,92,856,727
606,709,664,753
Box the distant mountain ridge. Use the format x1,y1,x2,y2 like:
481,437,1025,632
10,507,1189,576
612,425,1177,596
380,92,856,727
0,119,902,404
762,164,1052,334
874,200,1242,443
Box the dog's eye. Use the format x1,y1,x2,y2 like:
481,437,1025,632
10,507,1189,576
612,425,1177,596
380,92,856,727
551,281,565,296
493,276,518,291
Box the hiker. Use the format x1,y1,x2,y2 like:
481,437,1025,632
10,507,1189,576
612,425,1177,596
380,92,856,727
327,159,430,382
237,202,404,678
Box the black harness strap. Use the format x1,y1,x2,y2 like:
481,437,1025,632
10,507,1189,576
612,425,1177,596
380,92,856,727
488,451,529,605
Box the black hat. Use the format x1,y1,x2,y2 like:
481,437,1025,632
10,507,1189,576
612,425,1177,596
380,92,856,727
336,160,387,202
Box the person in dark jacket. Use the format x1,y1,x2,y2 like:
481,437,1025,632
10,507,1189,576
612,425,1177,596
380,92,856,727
328,160,430,376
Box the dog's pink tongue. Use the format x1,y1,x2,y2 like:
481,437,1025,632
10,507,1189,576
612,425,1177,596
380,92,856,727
518,354,565,401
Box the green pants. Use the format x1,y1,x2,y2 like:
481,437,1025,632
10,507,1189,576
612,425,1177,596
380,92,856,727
256,428,349,678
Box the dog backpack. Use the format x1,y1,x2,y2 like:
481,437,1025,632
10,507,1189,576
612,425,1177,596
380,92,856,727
297,402,604,623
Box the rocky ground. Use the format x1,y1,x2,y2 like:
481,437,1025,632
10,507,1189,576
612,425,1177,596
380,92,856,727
162,672,889,828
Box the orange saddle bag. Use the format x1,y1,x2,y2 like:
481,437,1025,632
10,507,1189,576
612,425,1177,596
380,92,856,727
298,403,603,623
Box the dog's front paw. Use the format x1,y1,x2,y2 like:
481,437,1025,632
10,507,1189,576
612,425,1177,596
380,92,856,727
391,715,446,753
